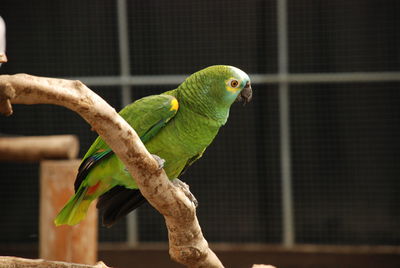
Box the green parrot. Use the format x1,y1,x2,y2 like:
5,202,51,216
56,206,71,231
54,65,252,227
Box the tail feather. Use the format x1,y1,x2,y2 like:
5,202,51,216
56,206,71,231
97,186,146,227
54,187,92,226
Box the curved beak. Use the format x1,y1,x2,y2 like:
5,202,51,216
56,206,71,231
236,81,252,105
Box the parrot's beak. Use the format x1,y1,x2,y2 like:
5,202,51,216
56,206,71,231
236,81,252,105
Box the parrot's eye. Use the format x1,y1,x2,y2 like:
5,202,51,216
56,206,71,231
229,79,240,88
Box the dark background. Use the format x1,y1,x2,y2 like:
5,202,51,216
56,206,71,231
0,0,399,249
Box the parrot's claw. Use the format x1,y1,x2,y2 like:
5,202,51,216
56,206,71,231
151,154,165,170
172,178,198,208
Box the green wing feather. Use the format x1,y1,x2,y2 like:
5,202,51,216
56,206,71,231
82,94,178,162
55,94,179,226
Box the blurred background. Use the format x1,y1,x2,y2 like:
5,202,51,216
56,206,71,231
0,0,399,267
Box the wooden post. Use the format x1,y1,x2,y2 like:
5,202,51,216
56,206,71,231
40,160,98,265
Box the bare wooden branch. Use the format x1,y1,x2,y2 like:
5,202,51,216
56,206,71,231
0,80,14,116
0,74,224,268
0,135,79,162
0,257,108,268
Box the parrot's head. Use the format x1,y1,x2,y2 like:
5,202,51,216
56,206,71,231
182,65,252,105
204,65,252,106
178,65,252,124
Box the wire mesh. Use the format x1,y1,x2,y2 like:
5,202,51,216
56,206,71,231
0,0,399,247
127,0,277,75
0,163,39,243
288,0,400,73
291,82,400,245
0,0,119,77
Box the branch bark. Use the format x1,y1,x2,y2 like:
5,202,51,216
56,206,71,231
0,73,224,268
0,256,108,268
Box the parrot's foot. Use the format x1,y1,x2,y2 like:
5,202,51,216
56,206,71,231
172,178,198,208
151,154,165,170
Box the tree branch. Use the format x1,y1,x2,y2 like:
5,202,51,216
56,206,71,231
0,256,108,268
0,73,223,268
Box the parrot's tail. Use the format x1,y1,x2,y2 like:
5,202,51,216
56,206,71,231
54,186,92,226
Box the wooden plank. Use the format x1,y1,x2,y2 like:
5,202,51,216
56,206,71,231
0,135,79,162
39,160,98,265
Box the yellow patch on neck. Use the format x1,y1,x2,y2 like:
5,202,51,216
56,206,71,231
170,98,179,111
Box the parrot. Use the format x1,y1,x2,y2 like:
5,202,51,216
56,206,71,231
54,65,252,227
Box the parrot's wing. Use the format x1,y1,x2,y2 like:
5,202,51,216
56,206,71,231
120,94,179,143
81,94,179,162
74,94,179,192
81,137,110,163
74,149,114,191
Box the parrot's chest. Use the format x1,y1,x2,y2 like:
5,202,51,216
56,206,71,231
149,116,218,154
144,111,220,176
